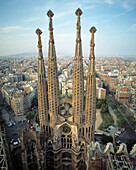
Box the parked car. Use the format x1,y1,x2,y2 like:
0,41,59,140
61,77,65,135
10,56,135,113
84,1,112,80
30,126,34,129
120,128,125,132
29,123,33,128
114,133,119,137
8,122,12,127
116,140,121,145
116,131,121,135
17,138,21,144
10,139,14,144
13,140,18,146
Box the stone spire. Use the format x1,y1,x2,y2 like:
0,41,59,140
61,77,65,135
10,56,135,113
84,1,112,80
72,8,84,128
84,26,97,142
47,10,60,128
75,8,82,57
36,28,48,131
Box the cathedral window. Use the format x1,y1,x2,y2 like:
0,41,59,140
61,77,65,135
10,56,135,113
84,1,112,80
61,130,72,149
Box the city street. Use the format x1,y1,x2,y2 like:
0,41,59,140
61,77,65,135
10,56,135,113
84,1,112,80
116,125,136,143
0,95,27,150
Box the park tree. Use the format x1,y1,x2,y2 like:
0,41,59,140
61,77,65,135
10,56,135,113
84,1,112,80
26,111,35,120
116,118,126,128
101,103,108,114
96,99,105,109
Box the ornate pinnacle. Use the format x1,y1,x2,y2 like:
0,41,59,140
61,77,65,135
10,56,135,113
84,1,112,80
36,28,42,49
75,8,82,31
89,26,97,59
90,26,97,34
36,28,42,35
75,8,82,16
47,10,54,32
47,10,54,17
90,26,97,48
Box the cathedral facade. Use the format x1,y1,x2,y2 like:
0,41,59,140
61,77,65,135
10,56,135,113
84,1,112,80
21,8,97,170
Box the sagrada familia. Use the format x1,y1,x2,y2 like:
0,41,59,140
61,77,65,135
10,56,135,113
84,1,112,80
20,9,136,170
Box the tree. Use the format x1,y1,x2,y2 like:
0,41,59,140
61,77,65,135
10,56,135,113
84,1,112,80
116,118,126,128
114,99,120,107
96,100,102,109
96,99,105,109
101,103,108,114
119,105,126,114
26,111,35,120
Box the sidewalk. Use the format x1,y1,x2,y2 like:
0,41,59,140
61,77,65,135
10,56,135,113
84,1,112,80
108,106,118,123
95,109,103,132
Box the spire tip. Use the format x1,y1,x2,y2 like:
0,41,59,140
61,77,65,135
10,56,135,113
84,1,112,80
90,26,97,33
47,10,54,17
75,8,82,16
36,28,42,35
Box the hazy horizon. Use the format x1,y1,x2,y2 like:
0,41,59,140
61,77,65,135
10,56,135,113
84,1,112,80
0,52,136,58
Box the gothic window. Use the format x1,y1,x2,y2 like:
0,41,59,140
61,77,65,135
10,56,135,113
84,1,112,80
61,131,72,149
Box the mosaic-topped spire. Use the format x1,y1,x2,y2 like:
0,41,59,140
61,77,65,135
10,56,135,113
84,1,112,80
84,26,97,142
36,28,48,131
72,8,84,129
47,10,54,40
75,8,82,35
89,26,96,60
47,10,60,128
36,28,43,59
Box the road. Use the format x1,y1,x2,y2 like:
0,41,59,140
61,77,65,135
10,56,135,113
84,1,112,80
0,104,26,140
116,125,136,143
0,95,27,150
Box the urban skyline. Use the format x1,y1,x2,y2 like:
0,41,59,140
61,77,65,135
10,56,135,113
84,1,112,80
0,0,136,56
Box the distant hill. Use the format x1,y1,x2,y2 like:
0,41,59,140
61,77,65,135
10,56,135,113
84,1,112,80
0,52,38,58
0,52,135,58
0,52,72,58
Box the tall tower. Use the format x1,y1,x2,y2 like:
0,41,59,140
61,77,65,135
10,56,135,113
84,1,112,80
72,8,84,127
47,10,60,128
84,27,97,142
36,28,48,131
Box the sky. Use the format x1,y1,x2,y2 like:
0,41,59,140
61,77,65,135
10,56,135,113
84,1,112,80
0,0,136,57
